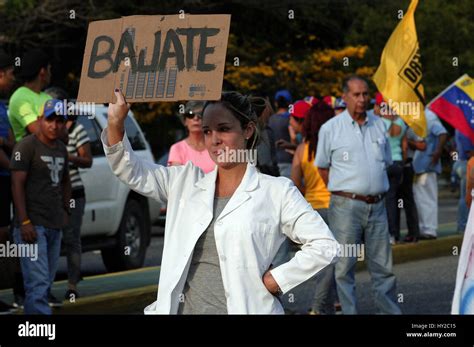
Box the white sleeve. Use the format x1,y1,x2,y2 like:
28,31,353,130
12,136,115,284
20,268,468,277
269,180,339,294
101,128,179,204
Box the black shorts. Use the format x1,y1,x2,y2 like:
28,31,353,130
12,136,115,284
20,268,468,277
0,175,12,227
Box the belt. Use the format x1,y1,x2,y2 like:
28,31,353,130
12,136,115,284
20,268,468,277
332,191,385,204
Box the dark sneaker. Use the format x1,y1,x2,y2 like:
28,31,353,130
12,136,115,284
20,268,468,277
64,289,80,301
0,300,16,314
48,294,63,308
418,234,437,240
403,235,418,243
12,294,24,309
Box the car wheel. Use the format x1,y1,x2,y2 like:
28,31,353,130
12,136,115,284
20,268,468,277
101,199,148,272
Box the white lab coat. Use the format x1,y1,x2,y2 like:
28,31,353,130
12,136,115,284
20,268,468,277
101,129,339,314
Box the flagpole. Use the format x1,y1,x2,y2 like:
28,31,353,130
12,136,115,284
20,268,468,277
426,73,469,108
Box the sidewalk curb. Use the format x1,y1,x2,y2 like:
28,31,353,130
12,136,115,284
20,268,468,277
355,235,463,272
58,235,464,314
56,284,157,314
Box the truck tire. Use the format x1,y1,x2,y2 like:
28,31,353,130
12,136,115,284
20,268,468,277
101,199,148,272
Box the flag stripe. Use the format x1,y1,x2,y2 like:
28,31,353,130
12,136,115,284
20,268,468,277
440,85,474,122
430,96,474,143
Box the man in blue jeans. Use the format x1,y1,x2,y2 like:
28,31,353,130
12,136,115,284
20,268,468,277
10,99,70,314
316,75,401,314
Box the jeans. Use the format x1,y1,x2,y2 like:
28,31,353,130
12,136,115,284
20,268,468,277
62,197,85,285
454,160,468,232
311,208,336,314
329,195,401,314
386,161,404,240
13,225,62,314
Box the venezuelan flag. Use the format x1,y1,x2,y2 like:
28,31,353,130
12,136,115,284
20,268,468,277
429,74,474,143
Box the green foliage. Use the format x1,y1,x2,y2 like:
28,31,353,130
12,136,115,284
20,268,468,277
344,0,474,100
0,0,471,115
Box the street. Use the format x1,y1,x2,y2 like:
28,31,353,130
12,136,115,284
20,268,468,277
55,194,458,278
357,255,457,314
53,194,460,314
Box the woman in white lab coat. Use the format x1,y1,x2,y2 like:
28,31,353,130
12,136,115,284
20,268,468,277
102,89,339,314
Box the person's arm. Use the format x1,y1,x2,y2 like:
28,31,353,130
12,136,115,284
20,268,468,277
288,124,298,145
431,133,448,166
402,134,408,162
275,139,298,152
315,125,331,186
408,139,426,151
10,140,36,242
69,143,93,168
62,161,71,218
107,89,128,146
290,143,305,194
11,170,37,243
103,89,178,204
318,168,329,186
264,181,339,295
0,128,15,152
0,148,9,169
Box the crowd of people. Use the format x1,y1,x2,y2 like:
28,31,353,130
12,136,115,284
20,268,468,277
158,74,465,314
0,46,469,315
0,49,92,314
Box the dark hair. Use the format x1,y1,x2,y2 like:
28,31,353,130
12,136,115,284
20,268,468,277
203,91,266,150
342,75,368,94
0,50,14,71
15,49,50,82
303,101,335,161
275,96,290,109
45,86,68,100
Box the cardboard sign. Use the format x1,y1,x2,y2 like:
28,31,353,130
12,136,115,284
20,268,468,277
77,14,231,103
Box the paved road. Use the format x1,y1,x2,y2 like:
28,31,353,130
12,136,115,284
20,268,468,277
55,195,458,281
52,193,460,314
357,255,457,314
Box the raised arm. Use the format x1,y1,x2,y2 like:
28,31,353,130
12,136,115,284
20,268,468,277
107,89,129,146
102,89,185,204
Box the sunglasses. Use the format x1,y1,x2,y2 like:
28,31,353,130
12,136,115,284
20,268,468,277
184,111,202,119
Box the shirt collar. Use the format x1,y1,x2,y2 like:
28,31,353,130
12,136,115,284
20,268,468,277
343,109,371,127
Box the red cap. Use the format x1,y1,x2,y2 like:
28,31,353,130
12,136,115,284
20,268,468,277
290,100,312,119
375,92,385,106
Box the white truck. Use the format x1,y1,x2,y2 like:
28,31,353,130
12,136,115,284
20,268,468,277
75,105,161,272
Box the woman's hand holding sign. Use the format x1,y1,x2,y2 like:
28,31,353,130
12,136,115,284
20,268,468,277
107,88,130,146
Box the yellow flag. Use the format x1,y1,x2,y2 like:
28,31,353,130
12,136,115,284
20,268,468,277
373,0,427,137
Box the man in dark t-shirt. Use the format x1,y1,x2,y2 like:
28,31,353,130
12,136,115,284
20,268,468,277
10,99,70,314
